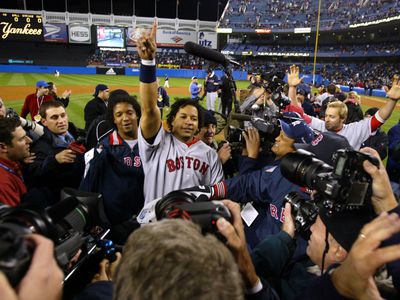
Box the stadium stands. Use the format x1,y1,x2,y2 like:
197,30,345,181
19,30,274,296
220,0,400,31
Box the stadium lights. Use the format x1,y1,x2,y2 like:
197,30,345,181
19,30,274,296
350,15,400,28
255,28,272,34
294,27,311,33
257,52,309,57
221,50,235,55
217,28,232,33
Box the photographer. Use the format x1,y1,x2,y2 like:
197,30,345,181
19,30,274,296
0,234,63,300
297,147,400,299
286,65,400,150
75,200,278,300
251,146,400,299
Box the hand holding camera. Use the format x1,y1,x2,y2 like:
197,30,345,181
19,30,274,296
216,200,260,290
360,147,398,214
0,234,63,300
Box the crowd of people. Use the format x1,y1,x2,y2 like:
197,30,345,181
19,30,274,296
87,49,205,69
1,19,400,300
221,0,400,30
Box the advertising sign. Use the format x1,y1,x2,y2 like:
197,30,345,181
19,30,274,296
43,23,67,43
0,13,43,41
69,24,91,44
156,29,196,48
198,31,217,49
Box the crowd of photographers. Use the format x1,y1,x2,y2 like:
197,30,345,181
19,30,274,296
1,20,400,300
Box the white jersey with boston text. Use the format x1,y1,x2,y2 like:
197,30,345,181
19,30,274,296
310,116,373,150
138,125,224,204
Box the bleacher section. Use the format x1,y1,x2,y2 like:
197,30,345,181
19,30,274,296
220,0,400,31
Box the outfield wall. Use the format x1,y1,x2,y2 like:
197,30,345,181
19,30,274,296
0,64,249,81
0,64,388,97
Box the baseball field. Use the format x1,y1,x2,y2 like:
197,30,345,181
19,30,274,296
0,72,399,134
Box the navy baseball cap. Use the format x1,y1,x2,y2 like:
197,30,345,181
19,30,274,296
295,131,352,165
319,205,375,252
279,119,314,144
203,110,217,126
93,84,109,96
36,80,50,88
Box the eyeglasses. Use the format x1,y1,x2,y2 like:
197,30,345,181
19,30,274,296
0,101,3,108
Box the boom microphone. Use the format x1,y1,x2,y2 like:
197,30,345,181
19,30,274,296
184,42,241,67
230,113,252,122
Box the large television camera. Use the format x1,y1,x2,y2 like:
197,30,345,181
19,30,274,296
137,189,231,238
280,149,379,234
0,188,111,287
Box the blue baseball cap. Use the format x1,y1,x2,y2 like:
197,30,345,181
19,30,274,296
295,131,352,165
36,80,50,88
279,119,314,144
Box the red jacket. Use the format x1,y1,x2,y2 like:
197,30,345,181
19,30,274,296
21,93,53,119
0,157,27,206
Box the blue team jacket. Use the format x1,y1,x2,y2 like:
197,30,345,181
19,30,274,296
225,159,309,258
79,131,145,225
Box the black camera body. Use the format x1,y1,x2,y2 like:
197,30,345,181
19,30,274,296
0,189,110,287
283,192,319,238
153,191,232,237
281,149,379,216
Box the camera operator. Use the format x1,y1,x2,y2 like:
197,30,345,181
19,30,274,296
75,200,278,300
251,146,400,299
0,234,63,300
196,110,237,178
286,65,400,150
24,101,85,207
295,147,400,299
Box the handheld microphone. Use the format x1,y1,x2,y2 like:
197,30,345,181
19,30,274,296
184,42,241,67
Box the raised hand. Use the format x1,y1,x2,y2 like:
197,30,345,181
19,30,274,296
287,65,304,87
386,74,400,101
331,212,400,300
136,20,157,60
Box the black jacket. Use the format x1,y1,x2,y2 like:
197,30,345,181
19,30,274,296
84,97,108,130
24,127,85,205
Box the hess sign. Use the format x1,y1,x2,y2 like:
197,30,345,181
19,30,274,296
0,13,43,41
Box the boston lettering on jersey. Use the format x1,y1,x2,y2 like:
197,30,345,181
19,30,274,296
166,156,210,175
270,204,286,223
123,156,141,168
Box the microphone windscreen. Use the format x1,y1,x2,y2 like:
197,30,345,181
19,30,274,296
184,41,227,66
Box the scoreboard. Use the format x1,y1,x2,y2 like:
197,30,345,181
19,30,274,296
0,13,43,41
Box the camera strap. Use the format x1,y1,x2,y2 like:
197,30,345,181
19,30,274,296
320,227,330,276
0,163,24,182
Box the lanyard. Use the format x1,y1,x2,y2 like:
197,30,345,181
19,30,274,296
36,95,44,110
0,162,24,182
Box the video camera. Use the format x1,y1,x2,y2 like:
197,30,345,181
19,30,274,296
250,71,290,111
137,189,231,239
0,188,111,287
280,149,379,234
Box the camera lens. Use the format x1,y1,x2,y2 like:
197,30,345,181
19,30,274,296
281,150,332,188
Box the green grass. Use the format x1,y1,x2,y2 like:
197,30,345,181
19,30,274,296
1,72,398,132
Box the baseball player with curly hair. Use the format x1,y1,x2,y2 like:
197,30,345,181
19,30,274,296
137,20,223,204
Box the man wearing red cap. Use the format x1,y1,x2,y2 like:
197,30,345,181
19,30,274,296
21,80,53,121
